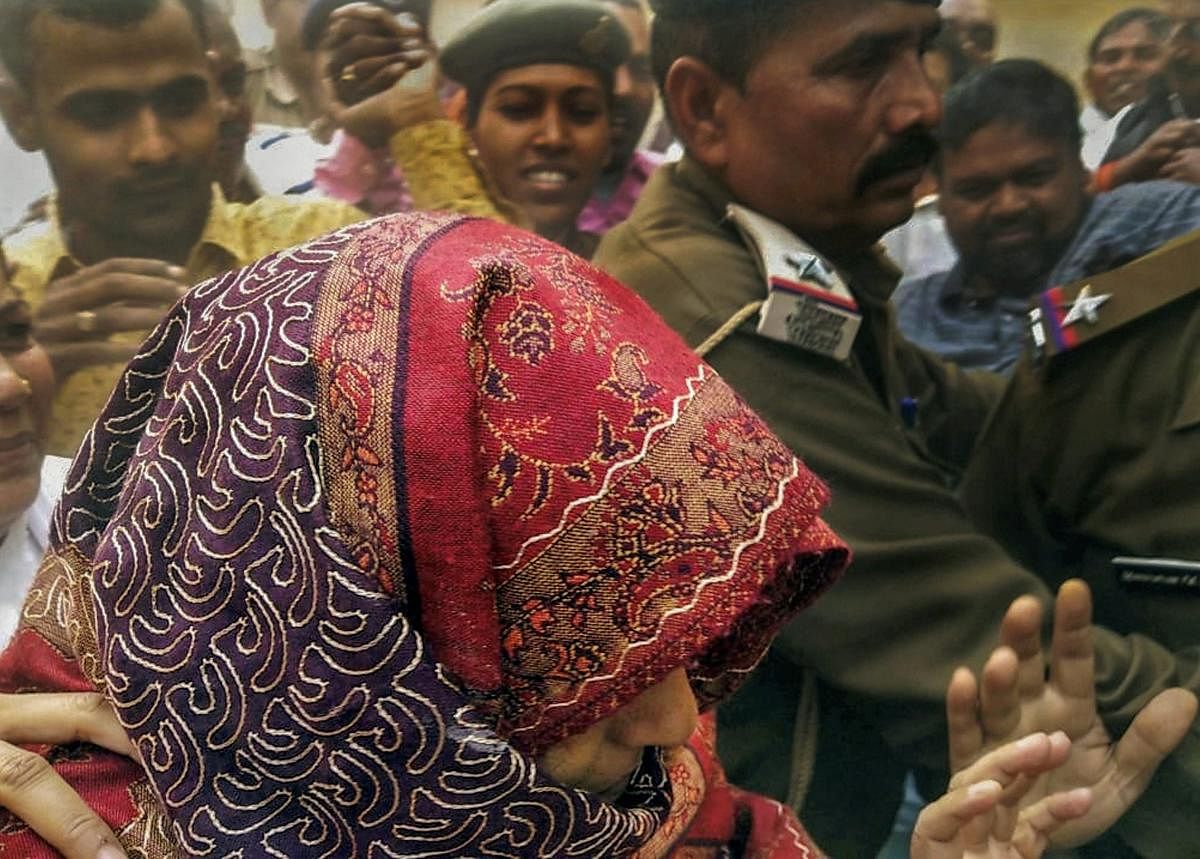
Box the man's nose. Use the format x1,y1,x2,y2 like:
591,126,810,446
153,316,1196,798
990,181,1030,217
1113,50,1139,74
884,52,943,136
613,63,633,100
127,106,178,166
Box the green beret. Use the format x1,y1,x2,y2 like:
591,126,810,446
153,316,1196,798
440,0,632,97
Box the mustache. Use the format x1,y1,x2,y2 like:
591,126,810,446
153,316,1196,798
854,130,938,196
115,166,196,195
979,211,1045,241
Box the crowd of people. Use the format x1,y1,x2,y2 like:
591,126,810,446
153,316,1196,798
0,0,1198,857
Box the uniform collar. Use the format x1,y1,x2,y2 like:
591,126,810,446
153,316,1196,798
674,154,900,303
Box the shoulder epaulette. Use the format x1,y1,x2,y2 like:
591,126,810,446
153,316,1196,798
1028,227,1200,362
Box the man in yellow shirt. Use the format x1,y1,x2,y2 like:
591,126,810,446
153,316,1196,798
0,0,363,456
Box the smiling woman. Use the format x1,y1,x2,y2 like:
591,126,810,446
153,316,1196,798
321,0,628,258
434,0,627,257
469,61,614,256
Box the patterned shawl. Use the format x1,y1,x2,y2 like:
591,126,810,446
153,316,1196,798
0,213,846,857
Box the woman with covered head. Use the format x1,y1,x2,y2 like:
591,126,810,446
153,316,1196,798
0,212,1190,858
321,0,624,258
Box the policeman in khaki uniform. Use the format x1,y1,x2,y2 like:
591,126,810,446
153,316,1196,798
962,228,1200,857
595,0,1200,855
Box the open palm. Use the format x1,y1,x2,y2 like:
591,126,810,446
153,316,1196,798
944,580,1196,851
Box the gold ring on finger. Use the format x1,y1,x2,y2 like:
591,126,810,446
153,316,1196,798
340,66,357,83
76,309,99,334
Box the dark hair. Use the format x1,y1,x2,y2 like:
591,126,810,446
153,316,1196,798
649,0,937,93
0,0,207,89
1087,7,1169,62
648,0,807,93
937,59,1082,163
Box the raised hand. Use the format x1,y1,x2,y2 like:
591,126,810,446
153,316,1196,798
948,580,1197,850
33,258,189,380
1161,146,1200,184
320,2,442,148
0,691,135,859
1109,118,1200,186
912,728,1092,858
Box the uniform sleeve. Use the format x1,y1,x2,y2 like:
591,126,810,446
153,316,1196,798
599,224,1200,807
388,120,514,221
961,361,1200,859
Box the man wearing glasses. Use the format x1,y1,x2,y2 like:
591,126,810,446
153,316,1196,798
1098,0,1200,187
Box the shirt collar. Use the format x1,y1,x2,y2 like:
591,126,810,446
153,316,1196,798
36,184,239,278
675,154,899,302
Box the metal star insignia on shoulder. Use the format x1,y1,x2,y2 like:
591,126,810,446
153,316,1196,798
1028,282,1115,362
1061,285,1112,327
726,204,862,362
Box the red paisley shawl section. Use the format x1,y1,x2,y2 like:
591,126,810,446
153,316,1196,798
391,221,847,755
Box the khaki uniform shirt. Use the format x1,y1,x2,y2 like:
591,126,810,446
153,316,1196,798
6,187,364,456
594,157,1199,857
962,231,1200,858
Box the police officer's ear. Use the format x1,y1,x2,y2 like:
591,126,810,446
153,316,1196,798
0,80,41,153
663,56,738,172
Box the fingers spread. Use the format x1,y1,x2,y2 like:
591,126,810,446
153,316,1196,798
947,666,983,773
999,594,1047,699
980,646,1022,740
1048,580,1095,706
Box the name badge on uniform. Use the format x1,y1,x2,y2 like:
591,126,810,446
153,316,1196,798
1113,556,1200,596
726,204,862,362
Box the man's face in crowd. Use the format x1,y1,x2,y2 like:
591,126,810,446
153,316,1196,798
1162,0,1200,89
939,0,997,69
1086,20,1166,117
938,122,1089,293
707,1,942,257
606,1,655,174
6,0,217,262
203,3,253,196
